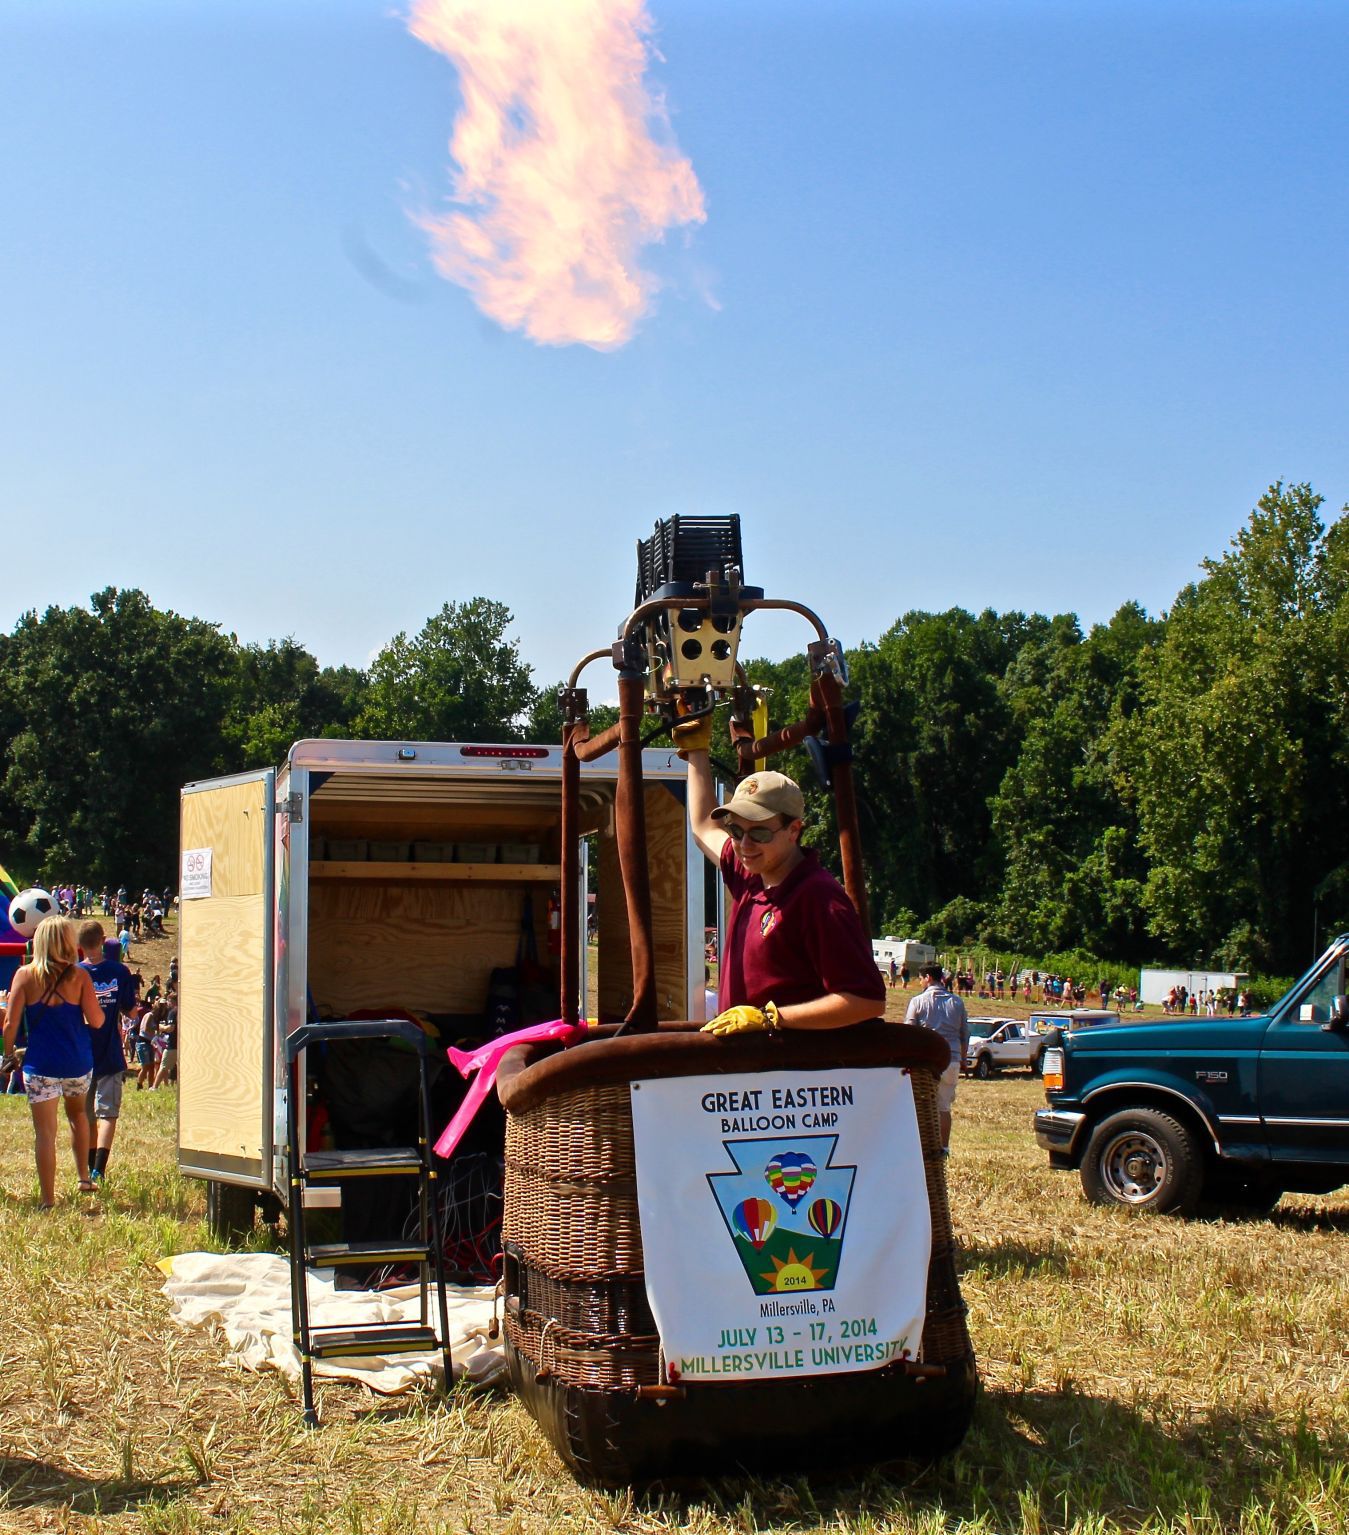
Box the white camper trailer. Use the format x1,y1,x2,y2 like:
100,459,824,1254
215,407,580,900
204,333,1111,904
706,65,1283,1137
871,937,936,974
176,739,707,1237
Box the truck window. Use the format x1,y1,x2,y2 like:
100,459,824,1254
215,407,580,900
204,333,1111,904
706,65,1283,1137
1298,960,1343,1024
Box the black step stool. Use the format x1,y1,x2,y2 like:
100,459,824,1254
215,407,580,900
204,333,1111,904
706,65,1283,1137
285,1018,453,1426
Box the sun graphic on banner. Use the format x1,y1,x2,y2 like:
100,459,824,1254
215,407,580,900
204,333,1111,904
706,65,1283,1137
759,1248,830,1292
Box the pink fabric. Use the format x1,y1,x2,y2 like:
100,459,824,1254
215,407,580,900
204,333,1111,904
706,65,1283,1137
433,1019,588,1158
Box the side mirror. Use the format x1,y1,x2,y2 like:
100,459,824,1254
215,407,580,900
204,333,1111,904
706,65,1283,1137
1321,995,1349,1033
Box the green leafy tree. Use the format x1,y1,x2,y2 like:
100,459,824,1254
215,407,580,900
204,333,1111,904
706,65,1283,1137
1,588,237,885
918,895,989,947
0,629,26,850
847,609,1024,929
227,640,369,766
313,665,369,736
1125,483,1349,970
522,682,619,746
356,598,536,743
878,904,920,939
990,604,1159,954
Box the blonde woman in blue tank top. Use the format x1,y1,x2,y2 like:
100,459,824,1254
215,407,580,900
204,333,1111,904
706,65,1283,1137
3,916,105,1207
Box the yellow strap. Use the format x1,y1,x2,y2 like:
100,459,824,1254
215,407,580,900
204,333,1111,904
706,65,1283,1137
752,696,769,774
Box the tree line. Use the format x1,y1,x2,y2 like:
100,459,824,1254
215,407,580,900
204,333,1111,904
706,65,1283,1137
2,483,1345,976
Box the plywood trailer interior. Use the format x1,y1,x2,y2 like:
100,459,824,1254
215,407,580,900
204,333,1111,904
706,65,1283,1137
304,773,690,1028
594,781,690,1024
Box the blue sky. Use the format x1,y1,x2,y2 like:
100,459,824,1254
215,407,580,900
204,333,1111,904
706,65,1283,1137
2,0,1345,687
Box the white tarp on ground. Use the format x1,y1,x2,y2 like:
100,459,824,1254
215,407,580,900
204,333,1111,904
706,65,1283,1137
158,1251,505,1394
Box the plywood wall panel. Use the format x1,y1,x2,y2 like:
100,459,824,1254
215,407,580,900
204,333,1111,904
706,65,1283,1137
596,823,631,1022
595,783,687,1023
646,783,688,1021
180,780,266,897
308,881,555,1018
178,893,267,1162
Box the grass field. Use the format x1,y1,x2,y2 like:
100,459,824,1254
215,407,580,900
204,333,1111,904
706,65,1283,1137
2,1069,1348,1531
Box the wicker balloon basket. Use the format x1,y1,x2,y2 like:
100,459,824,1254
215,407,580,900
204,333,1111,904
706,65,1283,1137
497,1022,977,1484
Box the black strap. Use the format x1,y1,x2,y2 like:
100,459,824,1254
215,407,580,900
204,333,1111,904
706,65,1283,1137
516,895,540,970
37,963,77,1007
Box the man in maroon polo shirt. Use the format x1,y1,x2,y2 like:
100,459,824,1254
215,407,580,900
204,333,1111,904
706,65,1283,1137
680,729,885,1034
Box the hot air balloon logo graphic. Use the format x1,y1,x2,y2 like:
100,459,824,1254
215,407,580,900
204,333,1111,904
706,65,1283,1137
765,1151,816,1210
808,1197,843,1239
709,1136,855,1296
733,1197,777,1250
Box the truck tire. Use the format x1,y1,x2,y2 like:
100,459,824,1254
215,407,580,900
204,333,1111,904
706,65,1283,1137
1031,1050,1045,1077
1080,1108,1201,1216
974,1054,993,1080
205,1179,257,1244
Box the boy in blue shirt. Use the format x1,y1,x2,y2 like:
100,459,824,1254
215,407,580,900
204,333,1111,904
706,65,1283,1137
78,920,136,1182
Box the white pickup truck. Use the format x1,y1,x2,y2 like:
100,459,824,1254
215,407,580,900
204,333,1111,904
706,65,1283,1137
964,1017,1047,1078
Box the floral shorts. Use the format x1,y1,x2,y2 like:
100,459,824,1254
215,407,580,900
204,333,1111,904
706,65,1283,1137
25,1071,94,1106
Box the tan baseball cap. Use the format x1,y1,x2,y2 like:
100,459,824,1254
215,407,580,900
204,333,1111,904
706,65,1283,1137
711,771,806,824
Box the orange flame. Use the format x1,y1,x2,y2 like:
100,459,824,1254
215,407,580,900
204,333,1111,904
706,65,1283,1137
408,0,706,349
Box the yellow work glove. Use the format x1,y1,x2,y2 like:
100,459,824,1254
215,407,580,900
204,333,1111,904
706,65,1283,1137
702,1002,781,1036
672,700,713,758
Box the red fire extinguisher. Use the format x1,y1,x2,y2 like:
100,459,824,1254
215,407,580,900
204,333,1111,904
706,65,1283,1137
547,889,562,956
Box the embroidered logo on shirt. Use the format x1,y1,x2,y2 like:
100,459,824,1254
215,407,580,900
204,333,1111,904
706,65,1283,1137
760,909,778,939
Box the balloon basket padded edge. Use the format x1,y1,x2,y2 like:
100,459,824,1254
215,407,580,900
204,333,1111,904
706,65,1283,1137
495,1023,978,1486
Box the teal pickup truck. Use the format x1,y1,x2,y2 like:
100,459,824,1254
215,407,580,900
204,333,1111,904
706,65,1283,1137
1033,936,1349,1215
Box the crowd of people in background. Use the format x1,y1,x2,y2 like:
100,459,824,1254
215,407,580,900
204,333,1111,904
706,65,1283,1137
1,912,179,1204
127,961,179,1090
881,958,1264,1017
888,963,1140,1009
1164,983,1252,1017
44,884,175,941
953,969,1137,1007
2,904,178,1106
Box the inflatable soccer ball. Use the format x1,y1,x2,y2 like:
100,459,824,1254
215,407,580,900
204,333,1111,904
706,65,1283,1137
8,888,55,940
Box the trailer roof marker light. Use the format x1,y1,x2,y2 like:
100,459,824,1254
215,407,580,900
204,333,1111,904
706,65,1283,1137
459,745,551,759
397,747,417,761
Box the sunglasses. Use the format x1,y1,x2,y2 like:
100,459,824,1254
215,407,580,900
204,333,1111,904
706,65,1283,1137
724,821,783,844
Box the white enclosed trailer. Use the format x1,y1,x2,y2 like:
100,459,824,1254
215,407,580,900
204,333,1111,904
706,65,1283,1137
1137,967,1246,1006
176,739,707,1234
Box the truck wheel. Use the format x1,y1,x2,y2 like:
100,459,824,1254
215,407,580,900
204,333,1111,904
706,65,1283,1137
205,1180,257,1244
1032,1050,1045,1077
1080,1109,1201,1215
974,1055,993,1080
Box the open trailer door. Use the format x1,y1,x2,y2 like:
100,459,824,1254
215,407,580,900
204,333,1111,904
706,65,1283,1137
177,768,275,1188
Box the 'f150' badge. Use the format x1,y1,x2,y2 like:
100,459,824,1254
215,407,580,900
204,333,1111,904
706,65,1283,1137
1195,1069,1229,1083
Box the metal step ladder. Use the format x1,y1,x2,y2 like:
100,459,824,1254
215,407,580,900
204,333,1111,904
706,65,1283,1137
285,1018,452,1426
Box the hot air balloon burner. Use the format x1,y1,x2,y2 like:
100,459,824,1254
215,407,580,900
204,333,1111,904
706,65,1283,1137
623,514,763,701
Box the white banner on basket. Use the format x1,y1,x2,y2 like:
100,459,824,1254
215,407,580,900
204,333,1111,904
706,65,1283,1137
629,1066,930,1383
180,847,213,899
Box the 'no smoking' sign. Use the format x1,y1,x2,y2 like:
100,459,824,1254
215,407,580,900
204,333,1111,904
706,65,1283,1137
181,847,213,899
